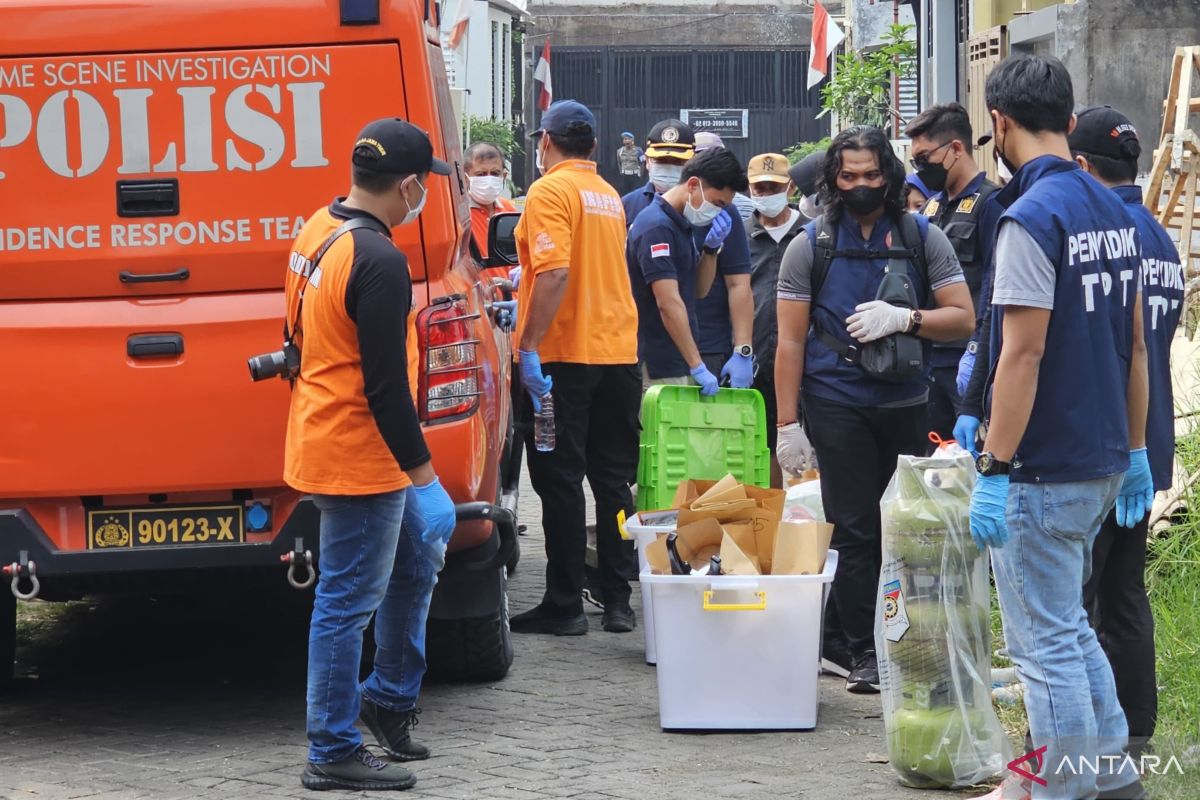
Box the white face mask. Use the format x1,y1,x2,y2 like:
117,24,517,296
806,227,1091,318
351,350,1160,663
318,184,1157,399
401,178,427,225
648,163,684,193
752,191,789,218
468,175,504,205
997,158,1014,183
535,138,546,175
799,193,822,219
682,184,723,226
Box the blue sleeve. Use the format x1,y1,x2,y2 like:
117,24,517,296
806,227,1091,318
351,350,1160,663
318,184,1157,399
971,194,1003,337
633,226,679,284
716,209,752,275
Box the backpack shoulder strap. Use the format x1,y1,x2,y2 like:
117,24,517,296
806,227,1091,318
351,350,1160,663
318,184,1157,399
893,212,929,281
809,217,838,300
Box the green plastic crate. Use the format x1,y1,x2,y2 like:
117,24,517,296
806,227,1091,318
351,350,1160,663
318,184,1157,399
636,385,770,511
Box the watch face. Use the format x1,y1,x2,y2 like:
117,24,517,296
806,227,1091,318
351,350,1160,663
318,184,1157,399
738,345,753,357
976,453,993,473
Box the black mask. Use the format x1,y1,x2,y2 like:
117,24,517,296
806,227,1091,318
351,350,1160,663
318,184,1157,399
841,185,888,216
916,160,949,193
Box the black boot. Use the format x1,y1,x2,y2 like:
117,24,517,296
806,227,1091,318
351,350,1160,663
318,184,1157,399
359,700,431,762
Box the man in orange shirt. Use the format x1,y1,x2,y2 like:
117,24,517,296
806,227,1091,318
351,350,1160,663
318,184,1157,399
511,100,642,636
285,118,457,792
465,141,516,266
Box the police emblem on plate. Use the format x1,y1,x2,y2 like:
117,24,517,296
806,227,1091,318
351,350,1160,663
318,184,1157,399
661,127,679,143
93,517,131,548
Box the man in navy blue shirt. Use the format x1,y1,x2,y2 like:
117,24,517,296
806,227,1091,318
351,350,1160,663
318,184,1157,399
969,55,1150,800
626,148,750,393
1069,105,1183,759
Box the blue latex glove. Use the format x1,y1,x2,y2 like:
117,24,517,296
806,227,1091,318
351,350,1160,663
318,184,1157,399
409,477,457,569
689,363,719,396
954,415,981,457
1116,448,1154,528
518,350,553,411
494,300,517,332
508,266,521,290
704,210,732,250
720,352,754,388
957,349,976,397
969,473,1010,551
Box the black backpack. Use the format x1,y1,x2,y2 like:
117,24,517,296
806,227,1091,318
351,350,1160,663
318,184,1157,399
810,213,928,384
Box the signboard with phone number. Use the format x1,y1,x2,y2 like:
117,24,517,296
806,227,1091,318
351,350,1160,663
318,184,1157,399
680,109,749,139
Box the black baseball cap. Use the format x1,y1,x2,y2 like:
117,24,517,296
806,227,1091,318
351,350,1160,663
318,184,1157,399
533,100,597,137
352,118,451,176
1069,106,1142,161
788,150,825,197
645,119,696,160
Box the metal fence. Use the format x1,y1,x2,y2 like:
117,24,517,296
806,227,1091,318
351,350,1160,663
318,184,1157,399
547,46,831,188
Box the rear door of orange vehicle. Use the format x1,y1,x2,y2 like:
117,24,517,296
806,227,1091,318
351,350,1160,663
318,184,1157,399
0,2,463,535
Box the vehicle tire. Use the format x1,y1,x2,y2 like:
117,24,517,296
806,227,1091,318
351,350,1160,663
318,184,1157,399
505,532,520,576
0,589,15,693
425,577,513,683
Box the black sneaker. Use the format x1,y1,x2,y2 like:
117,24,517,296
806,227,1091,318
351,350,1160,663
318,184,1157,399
359,700,430,762
846,651,881,694
601,603,636,633
301,746,416,792
821,639,853,679
510,604,588,636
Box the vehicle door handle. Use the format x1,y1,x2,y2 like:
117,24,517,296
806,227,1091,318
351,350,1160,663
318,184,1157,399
119,268,190,284
127,334,184,358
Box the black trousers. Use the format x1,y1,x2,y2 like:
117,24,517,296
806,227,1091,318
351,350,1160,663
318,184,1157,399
523,362,640,616
804,394,928,656
927,364,960,447
1084,510,1157,747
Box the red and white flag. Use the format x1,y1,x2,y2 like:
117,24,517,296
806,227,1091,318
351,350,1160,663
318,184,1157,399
447,0,471,49
534,39,553,111
807,0,845,89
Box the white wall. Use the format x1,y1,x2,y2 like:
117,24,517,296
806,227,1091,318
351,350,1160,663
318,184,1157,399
442,0,521,121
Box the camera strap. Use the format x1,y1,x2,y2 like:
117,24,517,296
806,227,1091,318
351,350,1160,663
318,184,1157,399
285,216,392,343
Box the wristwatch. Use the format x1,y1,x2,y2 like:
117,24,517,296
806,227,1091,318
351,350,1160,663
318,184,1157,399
909,309,923,335
975,451,1012,477
735,344,753,359
701,244,721,256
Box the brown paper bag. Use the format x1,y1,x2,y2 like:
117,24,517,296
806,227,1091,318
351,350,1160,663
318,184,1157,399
644,518,725,574
718,532,760,575
772,520,835,575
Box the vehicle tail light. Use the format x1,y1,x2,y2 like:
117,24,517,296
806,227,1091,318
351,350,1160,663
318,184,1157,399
417,296,482,422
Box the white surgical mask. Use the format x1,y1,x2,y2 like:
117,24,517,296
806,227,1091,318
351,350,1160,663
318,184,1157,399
648,163,684,192
468,175,504,205
401,178,427,225
997,158,1013,184
535,138,546,175
799,193,822,219
752,191,789,218
682,187,723,226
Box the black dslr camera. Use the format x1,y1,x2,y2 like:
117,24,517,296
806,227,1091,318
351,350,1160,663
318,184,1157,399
247,341,300,382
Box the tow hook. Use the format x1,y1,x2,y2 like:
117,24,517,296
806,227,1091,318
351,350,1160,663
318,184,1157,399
281,538,315,590
3,553,40,601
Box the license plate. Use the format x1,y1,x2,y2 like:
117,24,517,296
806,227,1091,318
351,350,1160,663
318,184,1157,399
87,505,245,550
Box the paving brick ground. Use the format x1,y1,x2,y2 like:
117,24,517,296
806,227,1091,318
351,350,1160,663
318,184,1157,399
0,475,972,800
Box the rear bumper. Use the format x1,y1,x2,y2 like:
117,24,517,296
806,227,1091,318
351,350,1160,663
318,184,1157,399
0,498,516,581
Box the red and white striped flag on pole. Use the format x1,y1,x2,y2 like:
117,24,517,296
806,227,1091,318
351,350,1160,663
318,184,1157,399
807,0,845,89
447,0,471,49
534,39,553,111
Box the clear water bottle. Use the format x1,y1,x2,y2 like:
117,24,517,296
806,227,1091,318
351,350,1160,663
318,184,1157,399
534,392,556,452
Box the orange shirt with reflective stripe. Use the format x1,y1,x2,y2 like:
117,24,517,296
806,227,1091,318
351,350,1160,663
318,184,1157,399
514,160,638,365
283,206,420,496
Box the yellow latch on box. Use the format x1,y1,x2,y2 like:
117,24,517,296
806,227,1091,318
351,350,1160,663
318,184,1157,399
702,590,767,612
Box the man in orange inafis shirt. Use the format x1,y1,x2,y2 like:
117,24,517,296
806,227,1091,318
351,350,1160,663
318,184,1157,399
464,141,516,269
511,100,641,636
284,118,457,792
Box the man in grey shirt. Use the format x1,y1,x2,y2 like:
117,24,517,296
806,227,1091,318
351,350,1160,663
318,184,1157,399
773,126,974,694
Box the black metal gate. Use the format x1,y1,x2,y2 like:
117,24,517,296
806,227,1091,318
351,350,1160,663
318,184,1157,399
547,46,830,188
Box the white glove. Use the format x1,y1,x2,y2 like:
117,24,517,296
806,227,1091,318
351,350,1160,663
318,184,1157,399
776,422,817,475
846,301,912,343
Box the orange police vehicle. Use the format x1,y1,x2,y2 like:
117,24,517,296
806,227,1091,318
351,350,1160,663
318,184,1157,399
0,0,520,688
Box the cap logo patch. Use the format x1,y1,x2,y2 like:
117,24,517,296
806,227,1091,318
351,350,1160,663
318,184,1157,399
1112,123,1138,139
355,137,387,157
762,157,776,172
661,127,680,143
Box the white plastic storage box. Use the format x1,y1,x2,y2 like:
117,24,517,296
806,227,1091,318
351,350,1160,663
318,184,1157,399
624,510,678,665
641,550,838,730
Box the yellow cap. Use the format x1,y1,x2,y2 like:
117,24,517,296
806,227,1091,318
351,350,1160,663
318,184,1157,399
748,153,791,184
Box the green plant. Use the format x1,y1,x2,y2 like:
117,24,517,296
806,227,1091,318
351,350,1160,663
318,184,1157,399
784,137,833,165
819,23,917,129
462,115,524,159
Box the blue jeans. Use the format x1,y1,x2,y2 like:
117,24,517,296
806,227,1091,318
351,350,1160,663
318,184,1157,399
991,475,1137,800
306,490,449,764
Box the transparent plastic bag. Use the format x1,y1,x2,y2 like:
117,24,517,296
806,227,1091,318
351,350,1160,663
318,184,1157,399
876,442,1009,789
784,477,825,522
